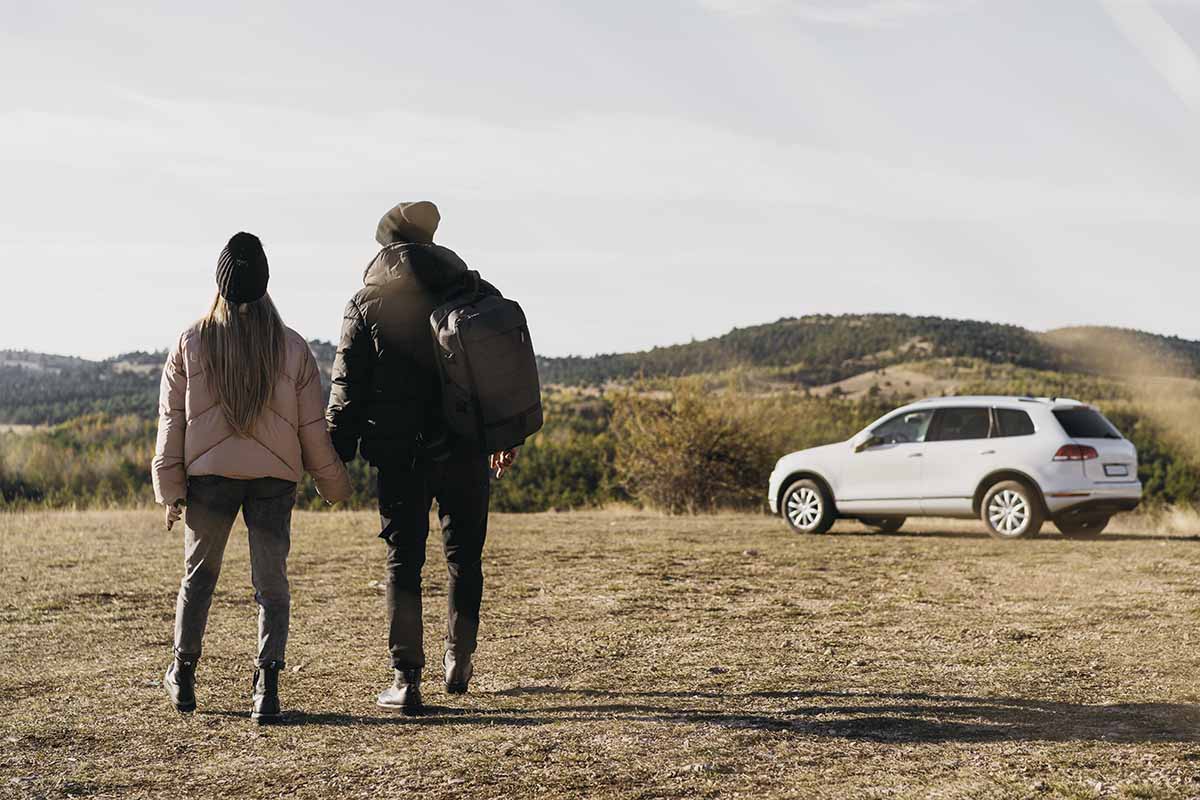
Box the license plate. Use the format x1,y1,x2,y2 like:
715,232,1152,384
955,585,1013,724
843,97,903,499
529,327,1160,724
1104,464,1129,478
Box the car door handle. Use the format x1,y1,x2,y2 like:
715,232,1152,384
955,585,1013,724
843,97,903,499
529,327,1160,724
980,449,996,455
908,453,923,458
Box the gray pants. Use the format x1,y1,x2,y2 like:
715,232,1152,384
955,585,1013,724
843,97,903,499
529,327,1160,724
173,476,297,667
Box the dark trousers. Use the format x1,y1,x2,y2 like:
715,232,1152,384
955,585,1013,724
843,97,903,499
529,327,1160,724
174,476,297,667
379,452,491,670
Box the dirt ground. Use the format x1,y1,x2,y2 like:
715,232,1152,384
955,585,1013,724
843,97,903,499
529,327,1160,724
3,510,1200,799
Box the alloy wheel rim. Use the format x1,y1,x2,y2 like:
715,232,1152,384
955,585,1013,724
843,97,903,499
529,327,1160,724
786,487,822,530
988,490,1029,536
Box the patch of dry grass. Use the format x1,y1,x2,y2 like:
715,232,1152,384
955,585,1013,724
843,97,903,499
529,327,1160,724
0,425,43,436
811,363,957,400
3,510,1200,799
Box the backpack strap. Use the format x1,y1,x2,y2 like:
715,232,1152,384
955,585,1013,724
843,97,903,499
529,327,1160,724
463,270,481,297
440,269,481,304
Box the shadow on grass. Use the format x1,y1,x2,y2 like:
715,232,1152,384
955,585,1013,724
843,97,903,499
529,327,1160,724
211,687,1200,743
205,706,545,727
841,529,1200,543
494,687,1200,743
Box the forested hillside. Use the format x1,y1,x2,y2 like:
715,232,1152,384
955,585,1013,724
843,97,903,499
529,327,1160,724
537,315,1200,387
7,316,1200,425
0,345,333,426
0,350,162,425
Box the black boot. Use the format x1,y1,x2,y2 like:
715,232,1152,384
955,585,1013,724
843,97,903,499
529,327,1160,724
377,669,423,715
444,650,473,695
164,654,198,713
251,662,283,725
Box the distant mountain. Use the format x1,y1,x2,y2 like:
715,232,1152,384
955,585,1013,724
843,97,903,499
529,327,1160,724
0,342,338,425
537,315,1057,386
4,315,1199,425
0,350,163,426
536,315,1200,387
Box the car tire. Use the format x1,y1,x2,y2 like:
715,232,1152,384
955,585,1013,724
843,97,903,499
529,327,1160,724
781,479,835,535
861,517,905,533
981,480,1044,539
1054,516,1110,538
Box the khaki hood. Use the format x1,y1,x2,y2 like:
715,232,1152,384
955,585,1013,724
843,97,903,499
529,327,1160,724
363,242,469,293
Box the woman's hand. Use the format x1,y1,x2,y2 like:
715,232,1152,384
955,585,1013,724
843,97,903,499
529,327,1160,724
490,449,518,479
165,501,184,531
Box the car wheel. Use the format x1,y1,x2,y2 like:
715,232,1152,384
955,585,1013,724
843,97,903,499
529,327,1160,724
861,517,905,533
781,479,835,535
981,480,1044,539
1055,516,1110,538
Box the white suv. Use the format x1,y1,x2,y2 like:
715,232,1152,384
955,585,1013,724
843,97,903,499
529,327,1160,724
768,396,1141,539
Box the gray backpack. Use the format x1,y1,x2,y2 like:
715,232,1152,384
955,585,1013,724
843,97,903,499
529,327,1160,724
430,271,543,453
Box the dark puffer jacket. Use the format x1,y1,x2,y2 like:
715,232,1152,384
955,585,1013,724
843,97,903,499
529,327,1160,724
326,242,499,468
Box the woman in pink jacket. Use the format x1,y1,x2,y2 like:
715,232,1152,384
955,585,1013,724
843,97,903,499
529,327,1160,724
152,232,351,723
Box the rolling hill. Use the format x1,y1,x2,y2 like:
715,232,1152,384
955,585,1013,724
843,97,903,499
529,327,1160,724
3,314,1199,425
0,345,333,426
535,314,1200,388
0,350,164,426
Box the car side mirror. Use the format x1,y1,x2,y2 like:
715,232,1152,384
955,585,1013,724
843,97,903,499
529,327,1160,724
854,434,880,453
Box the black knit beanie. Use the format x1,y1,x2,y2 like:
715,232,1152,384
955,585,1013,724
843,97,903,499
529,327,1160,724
215,232,269,304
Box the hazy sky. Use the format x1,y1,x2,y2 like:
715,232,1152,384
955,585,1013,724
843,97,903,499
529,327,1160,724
2,0,1199,359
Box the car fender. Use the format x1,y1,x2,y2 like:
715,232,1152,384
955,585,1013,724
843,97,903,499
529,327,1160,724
971,468,1049,516
770,443,848,512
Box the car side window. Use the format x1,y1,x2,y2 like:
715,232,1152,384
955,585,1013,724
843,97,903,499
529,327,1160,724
994,408,1035,437
870,410,934,445
928,407,991,442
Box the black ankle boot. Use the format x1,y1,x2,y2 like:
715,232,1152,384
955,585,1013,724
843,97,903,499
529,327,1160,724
444,650,473,695
251,662,283,725
164,654,198,713
377,669,423,715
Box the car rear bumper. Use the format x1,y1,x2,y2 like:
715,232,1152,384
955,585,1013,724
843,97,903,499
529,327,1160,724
1045,484,1142,517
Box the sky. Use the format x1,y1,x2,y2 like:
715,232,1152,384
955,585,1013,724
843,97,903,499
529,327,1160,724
1,0,1199,360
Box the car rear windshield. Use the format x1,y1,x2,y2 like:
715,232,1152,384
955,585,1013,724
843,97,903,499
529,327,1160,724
1053,408,1122,439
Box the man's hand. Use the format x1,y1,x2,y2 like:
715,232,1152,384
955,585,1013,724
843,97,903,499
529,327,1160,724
490,449,518,479
165,501,184,531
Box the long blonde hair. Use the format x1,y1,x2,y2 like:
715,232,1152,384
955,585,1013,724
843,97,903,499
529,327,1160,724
198,293,286,436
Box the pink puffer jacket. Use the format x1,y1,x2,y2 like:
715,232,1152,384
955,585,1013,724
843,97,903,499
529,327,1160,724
151,324,352,505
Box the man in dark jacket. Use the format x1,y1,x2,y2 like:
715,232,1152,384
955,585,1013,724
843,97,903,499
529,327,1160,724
326,201,515,714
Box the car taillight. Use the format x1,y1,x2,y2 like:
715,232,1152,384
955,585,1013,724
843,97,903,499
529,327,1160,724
1053,444,1099,461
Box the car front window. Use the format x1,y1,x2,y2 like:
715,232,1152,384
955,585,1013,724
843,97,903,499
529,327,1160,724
870,410,934,445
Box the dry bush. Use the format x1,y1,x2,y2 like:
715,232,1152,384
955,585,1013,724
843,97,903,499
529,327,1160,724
610,381,773,514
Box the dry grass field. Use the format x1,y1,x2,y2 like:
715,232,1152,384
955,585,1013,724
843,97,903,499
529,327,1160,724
4,509,1200,799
